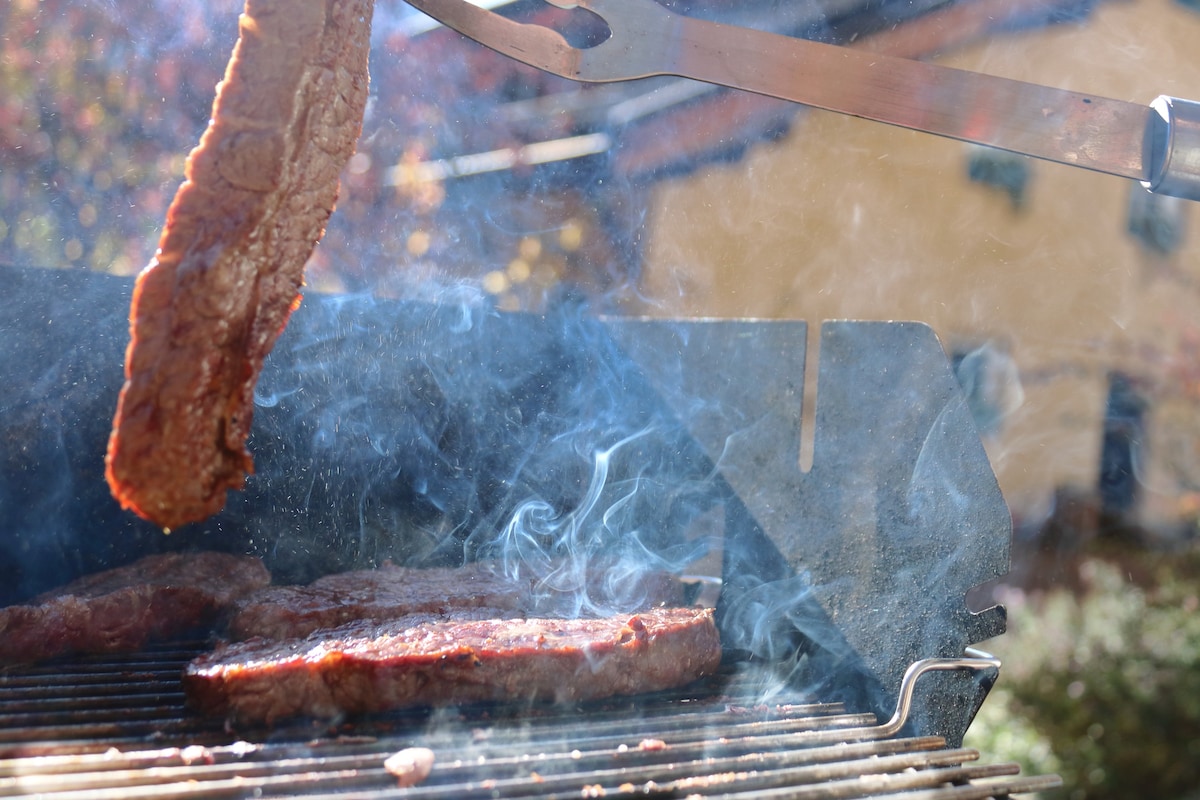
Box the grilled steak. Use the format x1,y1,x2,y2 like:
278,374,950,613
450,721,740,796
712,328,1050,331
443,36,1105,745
228,563,534,641
0,552,270,665
185,606,721,724
228,561,688,641
105,0,374,530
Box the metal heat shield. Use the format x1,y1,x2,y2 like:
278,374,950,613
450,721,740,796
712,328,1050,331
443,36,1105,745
610,318,1011,745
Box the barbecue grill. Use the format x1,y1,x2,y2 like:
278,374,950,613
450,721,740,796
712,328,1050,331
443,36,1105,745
1,263,1060,796
18,0,1197,794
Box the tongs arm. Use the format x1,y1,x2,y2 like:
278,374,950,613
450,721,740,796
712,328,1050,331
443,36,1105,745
407,0,1200,201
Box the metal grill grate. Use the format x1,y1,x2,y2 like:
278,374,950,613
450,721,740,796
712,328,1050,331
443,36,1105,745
0,643,1060,799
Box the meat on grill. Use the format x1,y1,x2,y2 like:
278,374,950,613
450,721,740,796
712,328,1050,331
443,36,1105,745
228,562,534,640
228,561,687,641
184,606,722,724
105,0,374,530
0,552,270,665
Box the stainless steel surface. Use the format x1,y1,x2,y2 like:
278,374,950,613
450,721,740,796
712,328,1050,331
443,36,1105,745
0,643,1060,798
1145,96,1200,199
406,0,1200,200
608,318,1012,745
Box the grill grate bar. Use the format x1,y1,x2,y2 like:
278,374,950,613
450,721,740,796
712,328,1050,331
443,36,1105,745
373,744,986,800
0,690,185,714
0,697,868,751
864,775,1069,799
377,698,860,749
449,710,881,757
0,705,188,727
0,737,947,797
0,673,181,689
0,718,228,749
0,733,239,763
0,744,996,800
695,763,1021,799
0,643,1059,799
704,772,1068,800
0,658,870,763
0,733,851,790
1,646,201,676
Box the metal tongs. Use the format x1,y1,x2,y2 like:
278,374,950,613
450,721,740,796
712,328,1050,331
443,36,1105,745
405,0,1200,201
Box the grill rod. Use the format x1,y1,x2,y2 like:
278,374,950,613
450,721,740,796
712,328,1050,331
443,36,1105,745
0,645,1058,799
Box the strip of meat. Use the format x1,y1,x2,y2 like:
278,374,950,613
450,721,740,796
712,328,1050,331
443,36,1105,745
105,0,374,530
184,606,721,724
227,563,535,641
0,552,270,665
227,561,687,641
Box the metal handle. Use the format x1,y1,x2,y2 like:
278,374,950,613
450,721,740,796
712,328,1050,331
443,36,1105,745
872,647,1000,738
1144,96,1200,201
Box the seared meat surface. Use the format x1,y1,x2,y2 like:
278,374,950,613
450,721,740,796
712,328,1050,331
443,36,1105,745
185,606,722,724
106,0,374,529
0,552,270,665
228,562,534,641
229,560,688,641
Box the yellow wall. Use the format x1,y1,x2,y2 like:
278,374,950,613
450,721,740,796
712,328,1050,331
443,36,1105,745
633,0,1200,531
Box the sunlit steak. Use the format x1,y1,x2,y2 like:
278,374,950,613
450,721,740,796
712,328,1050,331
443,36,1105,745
185,606,722,724
105,0,374,530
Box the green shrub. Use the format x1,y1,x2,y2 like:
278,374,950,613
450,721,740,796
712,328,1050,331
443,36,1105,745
965,554,1200,800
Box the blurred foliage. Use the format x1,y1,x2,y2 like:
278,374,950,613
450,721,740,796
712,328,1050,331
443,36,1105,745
2,0,635,305
0,0,237,274
966,550,1200,800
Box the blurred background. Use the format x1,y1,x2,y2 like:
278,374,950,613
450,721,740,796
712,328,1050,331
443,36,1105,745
3,0,1200,796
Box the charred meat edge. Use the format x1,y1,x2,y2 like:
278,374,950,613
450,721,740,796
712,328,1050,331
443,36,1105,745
106,0,373,530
